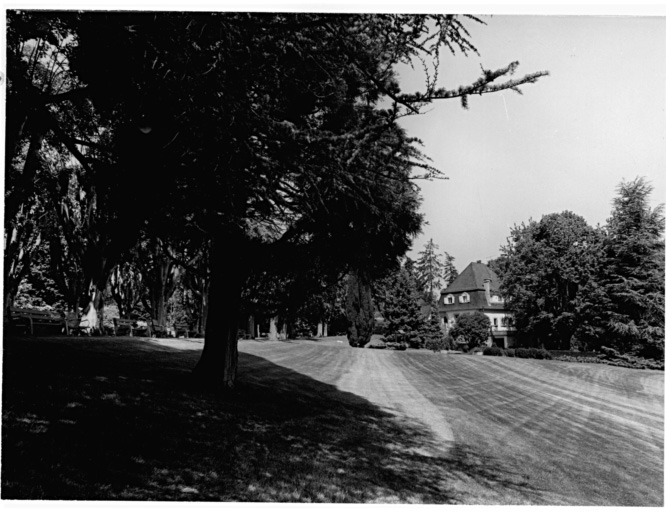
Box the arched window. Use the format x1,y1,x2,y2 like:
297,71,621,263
445,294,455,305
460,293,470,303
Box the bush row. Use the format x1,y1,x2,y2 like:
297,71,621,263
554,353,664,370
483,346,553,360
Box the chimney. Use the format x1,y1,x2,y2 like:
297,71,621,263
483,278,492,305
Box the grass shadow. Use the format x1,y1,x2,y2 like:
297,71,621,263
2,334,539,503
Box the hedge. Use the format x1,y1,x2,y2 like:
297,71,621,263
482,346,552,360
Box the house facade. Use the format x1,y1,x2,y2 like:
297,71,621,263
438,261,519,348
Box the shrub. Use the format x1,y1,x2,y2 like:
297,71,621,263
448,312,492,349
443,335,456,350
515,348,529,358
513,347,552,360
601,346,621,358
373,322,387,335
426,337,446,353
483,346,504,357
532,348,552,360
505,348,516,357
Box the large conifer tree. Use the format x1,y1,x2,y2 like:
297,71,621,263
602,177,665,358
6,11,548,388
380,262,428,348
414,239,445,305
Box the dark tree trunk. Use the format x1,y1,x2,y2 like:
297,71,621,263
4,131,46,311
199,291,209,335
346,268,375,347
4,289,15,318
140,248,180,329
192,238,247,390
247,315,255,339
151,285,167,327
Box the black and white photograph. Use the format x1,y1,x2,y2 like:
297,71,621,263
1,4,664,506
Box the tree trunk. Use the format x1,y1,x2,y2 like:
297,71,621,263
196,285,209,335
152,288,167,326
80,283,105,334
192,238,247,390
4,288,15,318
346,268,375,347
247,315,255,339
280,319,288,340
316,321,323,337
268,316,279,341
323,322,328,337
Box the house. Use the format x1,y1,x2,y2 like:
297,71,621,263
438,261,519,348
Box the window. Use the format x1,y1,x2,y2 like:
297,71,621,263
493,318,498,327
460,293,470,303
445,294,455,304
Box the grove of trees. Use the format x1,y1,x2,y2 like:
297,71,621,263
495,177,664,358
5,11,548,389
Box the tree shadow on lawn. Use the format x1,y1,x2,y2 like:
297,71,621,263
2,335,538,503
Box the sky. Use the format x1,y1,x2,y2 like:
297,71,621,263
398,14,666,270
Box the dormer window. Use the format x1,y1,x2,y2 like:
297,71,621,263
445,294,455,305
460,293,470,303
492,295,503,303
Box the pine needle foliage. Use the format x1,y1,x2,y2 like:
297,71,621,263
380,261,428,349
414,239,445,305
602,177,665,358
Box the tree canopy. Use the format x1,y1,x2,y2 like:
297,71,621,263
495,179,664,357
449,312,491,349
6,11,549,388
497,211,604,350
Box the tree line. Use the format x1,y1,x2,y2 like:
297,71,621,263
492,177,664,359
5,11,548,389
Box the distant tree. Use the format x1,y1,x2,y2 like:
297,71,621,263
135,236,182,330
443,252,459,288
109,261,144,319
379,262,428,348
414,239,445,305
449,311,491,349
602,177,665,358
422,309,446,352
498,211,604,350
487,256,506,277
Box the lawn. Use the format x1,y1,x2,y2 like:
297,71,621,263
2,334,663,504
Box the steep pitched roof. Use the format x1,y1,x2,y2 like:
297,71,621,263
442,262,501,294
